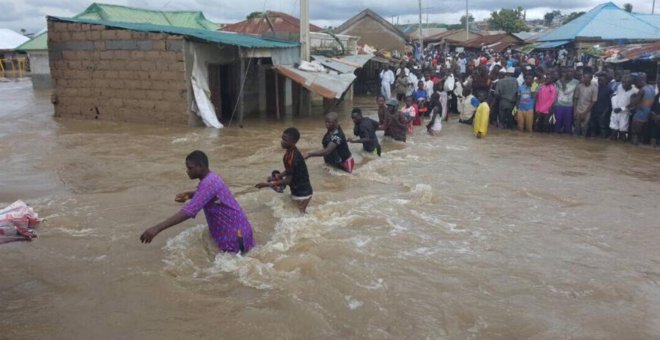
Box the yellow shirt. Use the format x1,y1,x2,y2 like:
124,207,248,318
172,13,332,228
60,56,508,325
473,102,490,137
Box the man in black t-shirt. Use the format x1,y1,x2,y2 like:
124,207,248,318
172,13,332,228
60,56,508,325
348,107,381,156
256,127,313,213
304,112,354,173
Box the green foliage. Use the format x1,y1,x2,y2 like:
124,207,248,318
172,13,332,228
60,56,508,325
562,11,585,25
488,7,529,33
460,14,475,26
247,11,265,19
543,10,562,26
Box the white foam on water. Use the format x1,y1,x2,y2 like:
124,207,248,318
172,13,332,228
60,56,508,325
356,278,385,290
345,295,364,310
445,144,467,151
51,227,97,237
352,235,372,248
171,137,188,144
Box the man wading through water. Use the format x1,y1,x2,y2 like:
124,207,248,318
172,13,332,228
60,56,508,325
305,112,355,173
140,150,255,253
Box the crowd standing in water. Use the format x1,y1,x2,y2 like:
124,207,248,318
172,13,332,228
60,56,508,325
141,47,660,255
379,47,660,144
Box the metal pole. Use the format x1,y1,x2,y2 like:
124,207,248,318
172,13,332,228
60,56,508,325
300,0,310,62
418,0,423,53
653,0,656,14
466,0,469,41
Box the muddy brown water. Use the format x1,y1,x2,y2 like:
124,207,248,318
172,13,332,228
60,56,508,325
1,80,660,339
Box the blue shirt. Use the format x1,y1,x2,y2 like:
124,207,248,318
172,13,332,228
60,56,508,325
517,84,535,111
413,89,428,101
633,85,656,122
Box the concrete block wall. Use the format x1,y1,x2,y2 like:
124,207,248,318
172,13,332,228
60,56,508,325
47,20,189,125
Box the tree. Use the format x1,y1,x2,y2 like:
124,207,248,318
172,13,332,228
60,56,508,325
246,11,265,19
562,11,585,25
488,7,529,33
543,10,562,26
460,14,475,27
624,3,633,13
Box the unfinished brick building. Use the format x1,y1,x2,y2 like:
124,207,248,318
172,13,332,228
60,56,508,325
46,16,301,126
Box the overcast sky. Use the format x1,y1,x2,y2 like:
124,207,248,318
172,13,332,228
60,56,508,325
1,0,656,34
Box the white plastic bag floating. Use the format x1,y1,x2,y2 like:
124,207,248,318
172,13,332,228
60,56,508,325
0,200,40,244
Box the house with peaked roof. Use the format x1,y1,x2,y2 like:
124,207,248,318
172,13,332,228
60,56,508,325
15,31,49,88
222,11,358,57
0,29,29,78
46,13,306,127
460,33,524,53
536,2,660,49
222,11,323,35
16,2,222,89
425,30,482,50
334,9,407,53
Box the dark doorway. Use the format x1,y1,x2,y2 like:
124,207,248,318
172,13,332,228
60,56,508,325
208,63,238,123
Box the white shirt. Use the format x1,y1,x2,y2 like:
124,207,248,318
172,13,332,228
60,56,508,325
443,74,455,92
380,69,395,85
424,79,434,97
611,84,638,113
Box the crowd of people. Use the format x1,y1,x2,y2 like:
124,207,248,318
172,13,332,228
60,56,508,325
378,48,660,145
139,48,659,256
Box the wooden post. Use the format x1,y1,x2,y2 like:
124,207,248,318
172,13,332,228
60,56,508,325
274,71,280,119
239,53,245,128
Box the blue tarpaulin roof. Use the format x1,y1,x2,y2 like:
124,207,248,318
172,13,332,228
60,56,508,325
537,2,660,42
48,16,299,49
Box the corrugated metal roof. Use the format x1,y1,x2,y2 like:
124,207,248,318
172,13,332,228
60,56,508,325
311,54,374,74
535,40,571,49
538,2,660,42
273,65,356,99
74,3,218,30
15,31,47,51
49,16,300,49
222,11,322,35
604,41,660,62
462,33,523,48
0,28,30,50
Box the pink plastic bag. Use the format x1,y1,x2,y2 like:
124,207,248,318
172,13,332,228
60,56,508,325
0,200,40,244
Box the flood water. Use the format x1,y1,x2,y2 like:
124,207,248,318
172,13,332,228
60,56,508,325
1,80,660,339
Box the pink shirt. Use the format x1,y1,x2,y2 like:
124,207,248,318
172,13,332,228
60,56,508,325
535,83,557,114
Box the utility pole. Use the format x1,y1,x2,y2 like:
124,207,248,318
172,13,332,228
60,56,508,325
418,0,423,54
466,0,469,41
300,0,310,62
299,0,310,116
653,0,656,14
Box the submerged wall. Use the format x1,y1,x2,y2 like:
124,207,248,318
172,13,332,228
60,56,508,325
28,51,53,89
48,19,189,124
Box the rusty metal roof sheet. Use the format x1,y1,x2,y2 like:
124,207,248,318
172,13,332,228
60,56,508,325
273,65,356,99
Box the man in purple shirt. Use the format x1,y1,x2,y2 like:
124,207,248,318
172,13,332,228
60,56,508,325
140,150,254,253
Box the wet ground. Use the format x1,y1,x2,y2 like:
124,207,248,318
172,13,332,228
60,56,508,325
1,80,660,339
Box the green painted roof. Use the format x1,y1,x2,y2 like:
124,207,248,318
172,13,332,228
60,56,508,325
74,3,218,30
49,16,300,49
15,31,48,51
